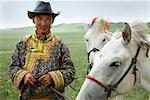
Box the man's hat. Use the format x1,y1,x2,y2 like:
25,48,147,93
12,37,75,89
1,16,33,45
28,1,60,19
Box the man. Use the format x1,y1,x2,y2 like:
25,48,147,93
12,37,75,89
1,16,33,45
9,1,75,100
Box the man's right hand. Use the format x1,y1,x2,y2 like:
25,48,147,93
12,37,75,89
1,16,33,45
24,73,37,86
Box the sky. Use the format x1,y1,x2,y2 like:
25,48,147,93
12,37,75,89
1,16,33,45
0,0,149,29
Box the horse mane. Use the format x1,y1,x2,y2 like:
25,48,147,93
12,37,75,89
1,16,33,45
111,21,149,46
131,21,149,45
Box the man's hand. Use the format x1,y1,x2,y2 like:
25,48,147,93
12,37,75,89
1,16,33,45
38,74,53,87
24,73,37,86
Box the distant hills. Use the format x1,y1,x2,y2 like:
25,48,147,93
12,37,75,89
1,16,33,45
0,22,149,38
0,22,149,51
0,23,84,38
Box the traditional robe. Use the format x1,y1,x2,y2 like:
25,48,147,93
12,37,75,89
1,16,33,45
9,33,75,99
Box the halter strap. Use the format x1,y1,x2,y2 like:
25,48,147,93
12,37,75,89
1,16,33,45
87,48,100,63
112,46,141,88
86,45,141,98
87,48,100,74
86,76,108,89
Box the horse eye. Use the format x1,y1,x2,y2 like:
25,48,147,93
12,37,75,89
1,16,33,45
102,38,106,42
110,61,121,67
86,39,89,42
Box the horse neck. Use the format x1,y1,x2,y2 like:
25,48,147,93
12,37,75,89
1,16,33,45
132,41,150,92
137,47,150,69
128,39,149,68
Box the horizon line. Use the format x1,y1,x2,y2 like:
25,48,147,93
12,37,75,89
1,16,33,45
0,21,150,30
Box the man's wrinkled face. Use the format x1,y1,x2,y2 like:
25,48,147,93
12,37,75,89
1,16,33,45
33,15,53,34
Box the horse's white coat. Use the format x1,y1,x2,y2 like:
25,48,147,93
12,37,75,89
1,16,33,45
77,21,150,100
84,19,112,64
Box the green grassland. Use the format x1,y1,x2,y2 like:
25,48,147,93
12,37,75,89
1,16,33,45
0,22,149,100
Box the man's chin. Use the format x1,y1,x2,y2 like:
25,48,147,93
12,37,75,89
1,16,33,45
40,30,49,34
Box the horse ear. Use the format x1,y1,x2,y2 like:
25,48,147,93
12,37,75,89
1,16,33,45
122,22,131,44
82,21,89,31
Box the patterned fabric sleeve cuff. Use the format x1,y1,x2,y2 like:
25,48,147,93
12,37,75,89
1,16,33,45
48,71,64,90
13,69,29,88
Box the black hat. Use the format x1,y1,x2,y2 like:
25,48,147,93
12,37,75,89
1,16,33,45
28,1,60,19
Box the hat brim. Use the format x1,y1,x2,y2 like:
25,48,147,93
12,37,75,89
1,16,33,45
28,11,60,19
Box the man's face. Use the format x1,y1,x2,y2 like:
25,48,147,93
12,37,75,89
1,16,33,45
33,15,53,34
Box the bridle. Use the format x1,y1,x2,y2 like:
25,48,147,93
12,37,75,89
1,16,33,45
87,32,111,70
87,48,100,70
86,45,141,98
87,48,100,63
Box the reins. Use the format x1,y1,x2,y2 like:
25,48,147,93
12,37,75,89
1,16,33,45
50,86,70,100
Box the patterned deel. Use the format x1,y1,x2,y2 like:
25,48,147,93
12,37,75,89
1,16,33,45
9,33,75,97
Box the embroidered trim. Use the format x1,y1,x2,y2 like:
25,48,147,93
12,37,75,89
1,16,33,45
49,71,64,90
14,69,29,88
23,33,60,72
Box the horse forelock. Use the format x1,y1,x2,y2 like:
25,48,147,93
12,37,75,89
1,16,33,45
93,20,103,33
88,18,111,34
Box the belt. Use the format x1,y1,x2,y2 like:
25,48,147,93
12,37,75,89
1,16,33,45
31,93,55,100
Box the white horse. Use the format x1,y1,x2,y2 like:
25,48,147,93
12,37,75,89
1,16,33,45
77,21,150,100
83,18,112,73
83,18,124,100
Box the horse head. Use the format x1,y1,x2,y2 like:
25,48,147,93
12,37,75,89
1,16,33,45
83,18,112,71
77,21,150,100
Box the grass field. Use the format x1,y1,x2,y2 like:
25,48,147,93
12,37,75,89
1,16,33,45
0,23,149,100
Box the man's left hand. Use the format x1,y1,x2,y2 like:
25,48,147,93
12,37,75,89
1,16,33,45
38,74,53,87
